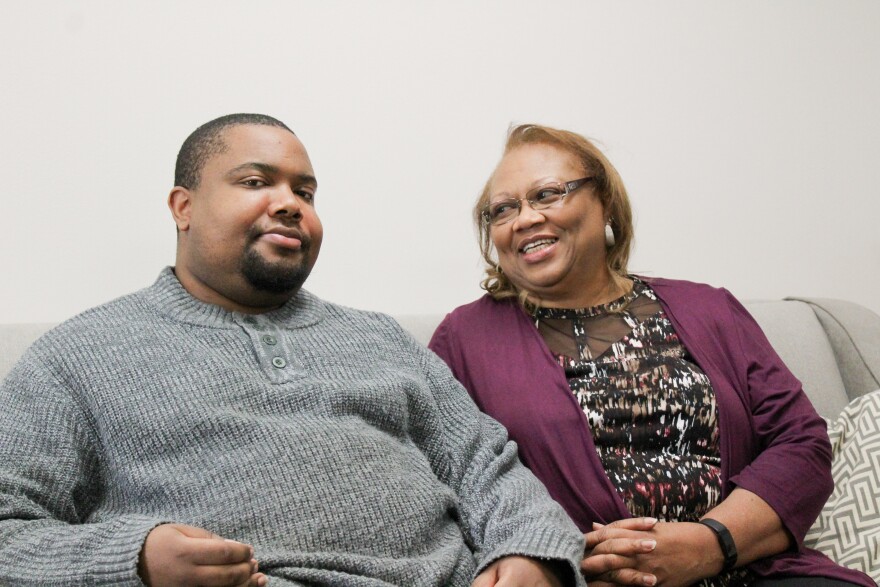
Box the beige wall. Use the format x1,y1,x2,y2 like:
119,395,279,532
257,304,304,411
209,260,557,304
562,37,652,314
2,0,878,323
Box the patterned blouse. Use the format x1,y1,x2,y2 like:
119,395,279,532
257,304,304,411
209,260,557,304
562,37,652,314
534,279,754,586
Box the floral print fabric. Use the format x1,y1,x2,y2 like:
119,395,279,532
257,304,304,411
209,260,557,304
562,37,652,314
534,280,754,586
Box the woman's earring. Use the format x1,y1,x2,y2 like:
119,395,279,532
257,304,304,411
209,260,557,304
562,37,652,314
604,221,615,247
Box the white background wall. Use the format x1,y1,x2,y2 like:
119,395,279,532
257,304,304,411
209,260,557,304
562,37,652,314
2,1,878,324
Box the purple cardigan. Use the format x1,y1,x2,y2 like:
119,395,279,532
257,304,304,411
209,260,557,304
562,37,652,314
429,277,875,586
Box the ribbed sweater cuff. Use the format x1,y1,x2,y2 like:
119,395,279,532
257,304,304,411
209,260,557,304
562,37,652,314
91,516,166,586
477,527,586,587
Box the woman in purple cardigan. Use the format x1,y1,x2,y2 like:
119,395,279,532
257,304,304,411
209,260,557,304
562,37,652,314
429,124,874,587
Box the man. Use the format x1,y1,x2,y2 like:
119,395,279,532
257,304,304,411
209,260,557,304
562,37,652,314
0,114,585,586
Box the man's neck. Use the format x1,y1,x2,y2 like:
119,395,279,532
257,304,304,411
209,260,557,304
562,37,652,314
171,266,296,314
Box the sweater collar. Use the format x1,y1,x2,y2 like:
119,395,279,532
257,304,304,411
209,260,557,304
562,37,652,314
147,266,325,329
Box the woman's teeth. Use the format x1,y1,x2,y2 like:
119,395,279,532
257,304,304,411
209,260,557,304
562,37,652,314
521,238,557,254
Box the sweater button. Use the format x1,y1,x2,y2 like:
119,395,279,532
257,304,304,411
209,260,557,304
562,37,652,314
262,334,277,345
271,357,287,368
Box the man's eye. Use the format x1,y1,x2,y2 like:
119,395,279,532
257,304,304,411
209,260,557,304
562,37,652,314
242,178,268,188
296,190,315,203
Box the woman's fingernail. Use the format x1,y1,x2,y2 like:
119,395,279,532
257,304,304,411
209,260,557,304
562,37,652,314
644,517,658,524
640,539,657,550
643,575,657,586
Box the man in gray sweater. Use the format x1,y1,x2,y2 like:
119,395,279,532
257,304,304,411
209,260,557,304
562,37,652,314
0,114,585,586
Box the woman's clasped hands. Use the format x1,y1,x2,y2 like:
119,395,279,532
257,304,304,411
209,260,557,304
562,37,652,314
582,517,723,587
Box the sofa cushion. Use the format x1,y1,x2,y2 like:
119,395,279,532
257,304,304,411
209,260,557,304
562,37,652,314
805,390,880,583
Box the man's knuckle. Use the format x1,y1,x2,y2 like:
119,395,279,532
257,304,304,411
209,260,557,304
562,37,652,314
221,564,249,583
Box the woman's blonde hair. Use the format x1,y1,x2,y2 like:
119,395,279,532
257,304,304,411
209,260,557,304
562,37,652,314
475,124,634,302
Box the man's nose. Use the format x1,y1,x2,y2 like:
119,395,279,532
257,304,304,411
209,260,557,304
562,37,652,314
268,185,302,218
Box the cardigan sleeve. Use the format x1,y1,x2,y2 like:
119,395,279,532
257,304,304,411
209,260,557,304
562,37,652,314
0,351,164,586
427,314,467,388
719,290,834,547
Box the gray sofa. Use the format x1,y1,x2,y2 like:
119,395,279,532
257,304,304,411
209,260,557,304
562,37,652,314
2,297,879,419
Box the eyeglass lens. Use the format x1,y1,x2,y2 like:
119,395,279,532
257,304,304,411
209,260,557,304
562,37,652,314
486,183,567,225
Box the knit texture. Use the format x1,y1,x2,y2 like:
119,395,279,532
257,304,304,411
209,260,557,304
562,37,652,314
0,268,585,586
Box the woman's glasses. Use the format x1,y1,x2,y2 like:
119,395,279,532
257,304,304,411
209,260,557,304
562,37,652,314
482,177,594,226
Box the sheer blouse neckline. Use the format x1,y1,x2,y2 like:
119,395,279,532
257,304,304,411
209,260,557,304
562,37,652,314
533,277,645,319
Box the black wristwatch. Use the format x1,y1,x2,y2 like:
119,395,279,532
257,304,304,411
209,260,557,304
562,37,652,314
698,518,738,573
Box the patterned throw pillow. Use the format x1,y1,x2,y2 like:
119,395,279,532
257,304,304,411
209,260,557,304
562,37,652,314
805,390,880,582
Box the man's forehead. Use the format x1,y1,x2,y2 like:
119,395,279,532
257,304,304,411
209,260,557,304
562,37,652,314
221,123,302,151
210,124,313,172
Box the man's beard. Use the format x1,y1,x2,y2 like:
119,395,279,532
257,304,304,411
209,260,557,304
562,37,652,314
240,243,313,294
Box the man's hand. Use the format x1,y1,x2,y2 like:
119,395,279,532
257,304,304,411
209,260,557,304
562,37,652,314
471,555,566,587
138,523,267,587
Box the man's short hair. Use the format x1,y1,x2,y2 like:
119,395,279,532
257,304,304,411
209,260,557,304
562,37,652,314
174,113,294,190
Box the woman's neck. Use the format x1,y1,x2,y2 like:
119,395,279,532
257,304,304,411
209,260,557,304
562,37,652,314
528,271,632,310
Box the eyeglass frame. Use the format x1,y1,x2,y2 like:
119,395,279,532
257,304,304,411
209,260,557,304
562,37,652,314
480,176,595,226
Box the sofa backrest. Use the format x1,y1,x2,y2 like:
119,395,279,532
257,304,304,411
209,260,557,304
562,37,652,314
788,297,880,402
744,300,850,418
2,298,878,420
0,323,54,384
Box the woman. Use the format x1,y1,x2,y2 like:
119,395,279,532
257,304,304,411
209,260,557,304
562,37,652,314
428,124,875,587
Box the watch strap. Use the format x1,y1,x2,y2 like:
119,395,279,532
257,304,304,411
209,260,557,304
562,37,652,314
698,518,738,573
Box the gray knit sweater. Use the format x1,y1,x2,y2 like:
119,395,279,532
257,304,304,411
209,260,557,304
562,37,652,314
0,268,584,586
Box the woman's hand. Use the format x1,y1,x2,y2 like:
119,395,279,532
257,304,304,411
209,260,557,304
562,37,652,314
582,517,659,586
583,489,793,586
583,518,724,587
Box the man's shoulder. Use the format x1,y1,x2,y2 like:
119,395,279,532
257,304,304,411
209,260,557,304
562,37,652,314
299,292,425,357
27,285,160,356
307,292,403,335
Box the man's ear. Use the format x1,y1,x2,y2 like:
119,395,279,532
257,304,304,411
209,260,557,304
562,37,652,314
168,186,192,231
